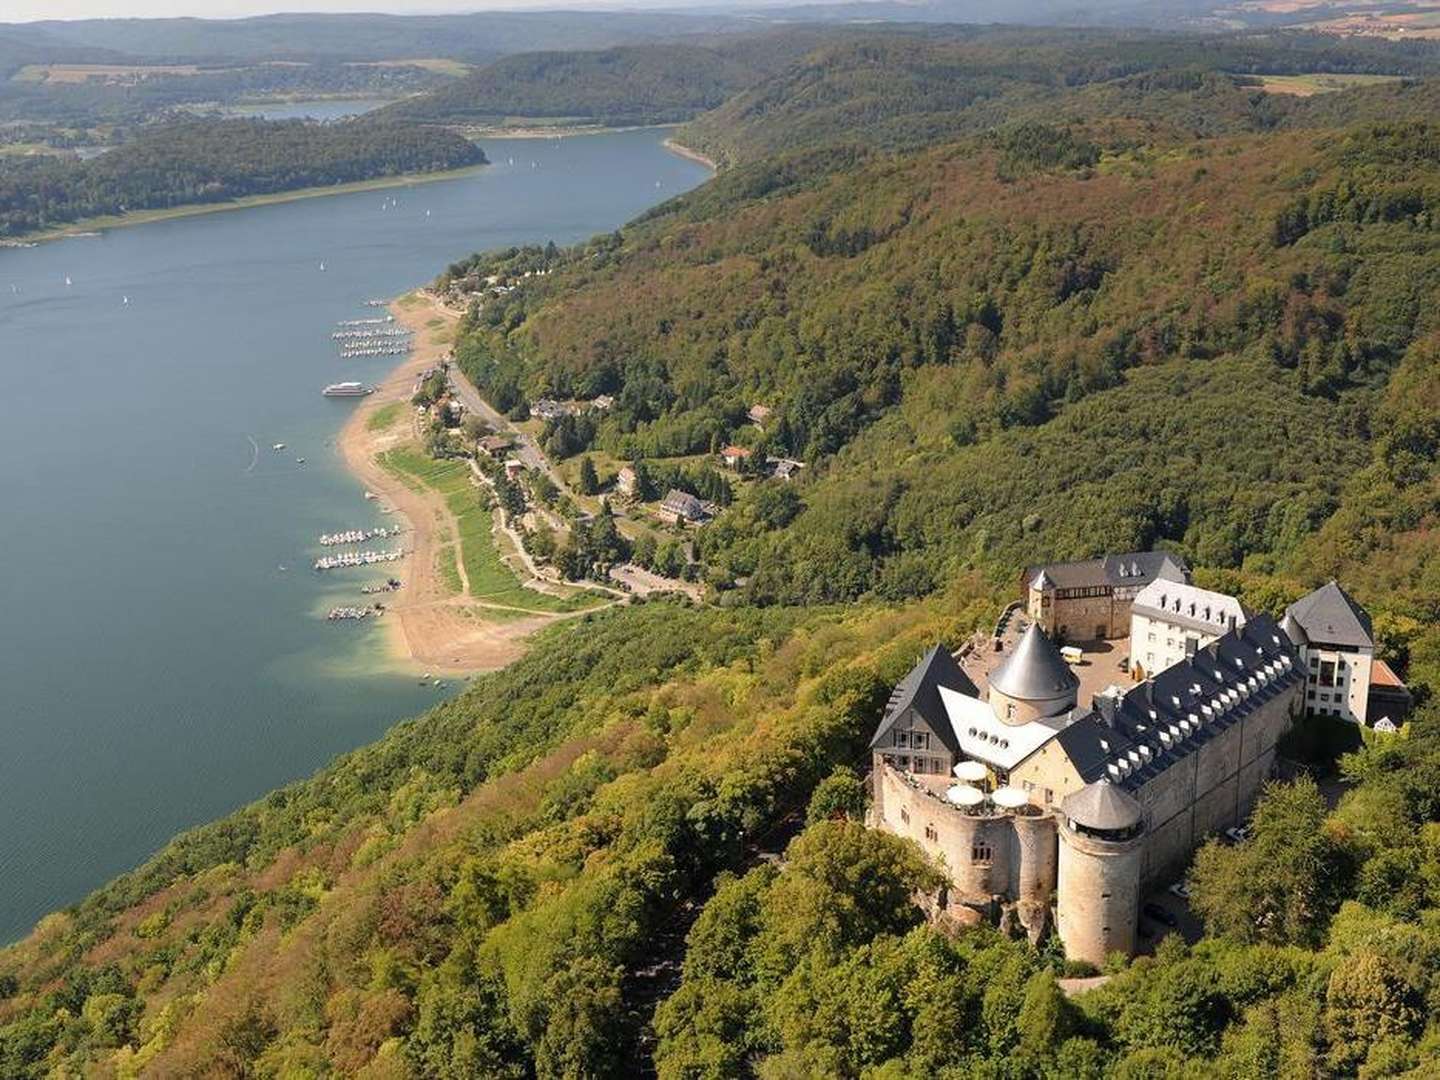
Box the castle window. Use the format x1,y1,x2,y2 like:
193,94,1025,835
894,730,909,748
913,731,929,750
971,843,992,864
924,824,938,842
1043,788,1054,805
1006,703,1016,720
900,808,909,825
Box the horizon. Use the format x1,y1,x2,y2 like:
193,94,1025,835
3,0,773,24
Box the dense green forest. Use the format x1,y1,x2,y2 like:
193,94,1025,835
381,36,828,128
8,22,1440,1079
0,118,484,237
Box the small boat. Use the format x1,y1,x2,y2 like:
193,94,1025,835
122,296,130,305
64,276,72,287
296,457,306,464
272,443,286,451
364,491,377,500
319,261,326,272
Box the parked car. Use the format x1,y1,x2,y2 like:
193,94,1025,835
1168,881,1192,900
1224,826,1251,844
1143,902,1179,928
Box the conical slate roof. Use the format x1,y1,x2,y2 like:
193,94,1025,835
1279,611,1308,647
1030,569,1054,591
1286,580,1372,649
1061,780,1144,832
989,625,1079,701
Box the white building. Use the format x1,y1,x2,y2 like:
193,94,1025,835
1129,580,1247,680
1282,580,1376,725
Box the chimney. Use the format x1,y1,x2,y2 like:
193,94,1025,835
1092,687,1123,728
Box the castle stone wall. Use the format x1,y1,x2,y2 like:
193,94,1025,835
1057,822,1144,966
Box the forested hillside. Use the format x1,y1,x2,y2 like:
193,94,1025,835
0,118,484,237
7,24,1440,1080
381,36,827,128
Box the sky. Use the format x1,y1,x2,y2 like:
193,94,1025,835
3,1,544,21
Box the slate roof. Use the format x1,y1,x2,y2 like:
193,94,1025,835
989,625,1079,702
870,644,979,753
1131,580,1246,637
1070,614,1304,791
660,489,706,520
1279,611,1308,647
1285,581,1373,649
1062,780,1145,831
1024,551,1189,592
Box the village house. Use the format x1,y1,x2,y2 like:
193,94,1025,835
615,466,638,498
531,398,573,421
1026,551,1190,643
869,613,1305,964
591,394,616,411
747,404,773,429
1129,580,1247,681
658,489,707,525
769,457,804,482
719,445,752,470
478,435,512,459
503,459,526,482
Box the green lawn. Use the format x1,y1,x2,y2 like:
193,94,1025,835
366,401,403,433
379,446,605,614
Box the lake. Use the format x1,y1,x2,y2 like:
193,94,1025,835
0,128,710,943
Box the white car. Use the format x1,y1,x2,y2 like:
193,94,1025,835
1168,881,1192,900
1224,826,1251,844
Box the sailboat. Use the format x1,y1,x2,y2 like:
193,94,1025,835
319,261,326,272
122,295,130,305
64,276,72,287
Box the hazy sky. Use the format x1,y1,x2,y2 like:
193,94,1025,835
4,2,554,21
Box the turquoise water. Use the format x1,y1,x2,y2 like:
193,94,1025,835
0,129,709,943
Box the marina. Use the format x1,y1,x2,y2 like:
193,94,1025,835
319,526,404,546
313,547,406,571
327,605,384,621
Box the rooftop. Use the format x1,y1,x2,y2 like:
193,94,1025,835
1286,580,1374,649
1062,780,1144,832
1131,579,1246,636
989,624,1079,702
1026,550,1189,593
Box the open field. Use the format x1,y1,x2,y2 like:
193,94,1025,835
365,401,403,432
13,63,205,84
378,445,603,614
349,58,473,77
1254,72,1408,95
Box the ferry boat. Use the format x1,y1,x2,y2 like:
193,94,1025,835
322,382,373,398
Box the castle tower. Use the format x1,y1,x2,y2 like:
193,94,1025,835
1056,780,1145,965
987,624,1079,725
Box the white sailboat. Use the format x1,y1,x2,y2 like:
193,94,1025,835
319,261,326,272
64,276,72,287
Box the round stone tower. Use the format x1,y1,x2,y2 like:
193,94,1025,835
987,624,1080,725
1056,780,1146,966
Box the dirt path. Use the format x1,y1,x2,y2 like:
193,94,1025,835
336,292,568,674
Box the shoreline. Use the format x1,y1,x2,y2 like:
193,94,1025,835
335,292,574,674
2,164,486,248
662,136,718,171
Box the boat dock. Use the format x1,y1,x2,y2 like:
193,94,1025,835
318,526,403,547
313,547,406,571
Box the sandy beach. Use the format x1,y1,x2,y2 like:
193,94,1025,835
336,292,565,674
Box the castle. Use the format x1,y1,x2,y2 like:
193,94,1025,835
867,556,1348,964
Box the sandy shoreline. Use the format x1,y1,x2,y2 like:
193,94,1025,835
335,292,556,674
662,137,718,171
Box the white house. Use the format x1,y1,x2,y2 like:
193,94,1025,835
1282,581,1376,725
1129,580,1246,680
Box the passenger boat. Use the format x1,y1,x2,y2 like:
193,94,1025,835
322,382,373,397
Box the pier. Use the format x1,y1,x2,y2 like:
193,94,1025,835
313,547,406,571
318,526,403,546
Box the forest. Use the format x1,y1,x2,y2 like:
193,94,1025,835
0,118,485,237
6,21,1440,1080
381,36,828,128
